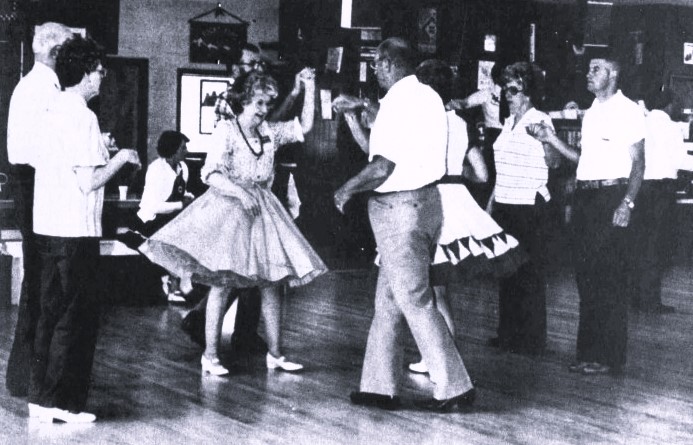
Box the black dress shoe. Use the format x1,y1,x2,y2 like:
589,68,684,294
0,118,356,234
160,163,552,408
350,391,401,410
181,310,205,347
414,388,476,413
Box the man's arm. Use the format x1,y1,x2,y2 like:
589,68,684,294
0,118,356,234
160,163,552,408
613,139,645,227
334,155,395,213
74,149,140,193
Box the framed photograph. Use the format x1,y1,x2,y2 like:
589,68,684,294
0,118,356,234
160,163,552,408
189,21,247,64
684,43,693,65
417,7,437,54
669,75,693,120
177,69,234,153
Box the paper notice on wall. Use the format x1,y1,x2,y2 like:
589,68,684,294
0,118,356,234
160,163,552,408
684,43,693,65
359,61,368,82
320,89,333,120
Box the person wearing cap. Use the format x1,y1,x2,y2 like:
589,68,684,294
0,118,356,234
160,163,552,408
5,21,74,398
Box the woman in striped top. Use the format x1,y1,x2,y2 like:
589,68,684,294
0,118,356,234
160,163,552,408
489,61,561,355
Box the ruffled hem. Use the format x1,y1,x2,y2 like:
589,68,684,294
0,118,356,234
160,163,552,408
138,187,328,289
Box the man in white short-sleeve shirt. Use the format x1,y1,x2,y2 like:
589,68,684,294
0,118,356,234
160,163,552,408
572,56,645,376
4,22,73,398
334,38,475,412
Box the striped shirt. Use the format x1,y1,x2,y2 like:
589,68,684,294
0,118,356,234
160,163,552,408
493,107,553,205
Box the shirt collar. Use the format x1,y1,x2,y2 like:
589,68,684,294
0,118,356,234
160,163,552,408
33,61,61,90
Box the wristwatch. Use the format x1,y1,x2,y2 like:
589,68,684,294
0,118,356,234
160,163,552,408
622,197,635,209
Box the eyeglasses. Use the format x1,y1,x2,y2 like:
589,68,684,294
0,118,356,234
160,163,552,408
502,85,523,96
240,61,267,69
94,67,108,78
369,57,387,70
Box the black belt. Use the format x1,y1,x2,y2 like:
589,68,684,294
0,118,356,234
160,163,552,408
576,178,628,190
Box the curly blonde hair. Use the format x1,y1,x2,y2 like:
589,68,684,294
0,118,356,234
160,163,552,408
229,71,279,115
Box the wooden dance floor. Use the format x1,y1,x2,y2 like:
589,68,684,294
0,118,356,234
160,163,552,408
1,260,692,444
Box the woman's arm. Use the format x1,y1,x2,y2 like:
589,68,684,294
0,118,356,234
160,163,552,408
206,171,261,216
529,122,580,164
462,146,488,183
297,68,316,134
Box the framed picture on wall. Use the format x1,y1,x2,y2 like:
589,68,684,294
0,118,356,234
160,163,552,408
177,69,234,153
189,21,248,64
417,7,437,54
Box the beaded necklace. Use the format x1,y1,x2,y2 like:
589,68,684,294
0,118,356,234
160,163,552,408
235,118,265,159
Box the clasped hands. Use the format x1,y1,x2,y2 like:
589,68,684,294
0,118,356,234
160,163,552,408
290,67,316,96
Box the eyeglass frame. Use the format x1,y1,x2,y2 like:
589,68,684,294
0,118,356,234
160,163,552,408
239,60,267,69
369,56,388,71
502,85,524,96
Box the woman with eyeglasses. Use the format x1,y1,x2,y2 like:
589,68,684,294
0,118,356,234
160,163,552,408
488,61,561,356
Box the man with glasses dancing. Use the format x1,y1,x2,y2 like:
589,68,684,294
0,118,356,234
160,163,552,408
334,38,475,412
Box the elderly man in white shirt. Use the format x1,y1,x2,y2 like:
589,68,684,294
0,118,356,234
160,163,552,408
334,38,475,412
5,22,74,398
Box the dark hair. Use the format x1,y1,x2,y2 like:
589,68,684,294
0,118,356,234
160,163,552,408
229,71,279,115
416,59,453,103
378,37,417,72
491,62,504,85
501,61,546,107
55,35,104,89
157,130,189,158
221,43,262,73
645,86,674,111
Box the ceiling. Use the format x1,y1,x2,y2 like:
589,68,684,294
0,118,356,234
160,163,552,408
534,0,693,5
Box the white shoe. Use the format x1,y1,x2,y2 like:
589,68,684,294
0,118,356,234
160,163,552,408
28,403,51,419
29,404,96,423
201,355,229,376
408,360,428,374
167,292,187,303
266,353,304,372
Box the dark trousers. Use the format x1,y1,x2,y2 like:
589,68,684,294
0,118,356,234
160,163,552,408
5,165,41,397
29,236,101,412
628,180,676,310
492,195,548,353
573,186,632,369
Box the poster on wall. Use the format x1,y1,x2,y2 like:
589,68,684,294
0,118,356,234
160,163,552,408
189,22,248,64
417,8,437,54
684,43,693,65
478,60,496,90
178,69,234,153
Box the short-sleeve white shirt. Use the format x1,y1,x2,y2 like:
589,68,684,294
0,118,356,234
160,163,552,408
31,91,109,237
6,62,61,165
493,108,554,205
644,110,682,180
577,90,646,180
368,75,447,193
